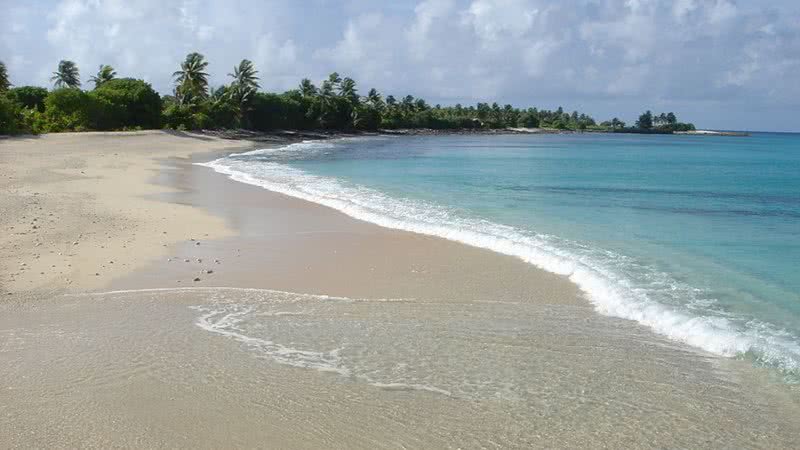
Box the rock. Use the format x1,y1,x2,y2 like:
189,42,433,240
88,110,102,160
195,242,200,245
95,273,100,276
193,277,201,282
196,258,202,263
184,259,190,262
206,269,213,274
73,241,79,245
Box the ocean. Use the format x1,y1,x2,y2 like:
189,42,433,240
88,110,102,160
201,132,800,381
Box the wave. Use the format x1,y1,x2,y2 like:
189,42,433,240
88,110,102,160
197,141,800,379
185,288,454,396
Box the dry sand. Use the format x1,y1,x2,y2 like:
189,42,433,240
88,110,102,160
0,131,246,298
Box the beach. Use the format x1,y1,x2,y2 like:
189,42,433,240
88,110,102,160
2,131,800,448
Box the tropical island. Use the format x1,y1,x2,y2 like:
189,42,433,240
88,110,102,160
1,53,699,136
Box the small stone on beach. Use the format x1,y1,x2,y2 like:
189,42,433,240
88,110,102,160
193,277,201,282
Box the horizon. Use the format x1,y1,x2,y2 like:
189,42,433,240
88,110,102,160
2,0,799,132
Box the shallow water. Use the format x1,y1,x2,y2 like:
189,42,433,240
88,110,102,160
202,133,800,380
2,288,799,448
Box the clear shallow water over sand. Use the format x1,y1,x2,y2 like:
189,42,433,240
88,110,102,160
2,288,799,448
202,133,800,380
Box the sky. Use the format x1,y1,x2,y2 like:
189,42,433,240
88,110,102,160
1,0,799,131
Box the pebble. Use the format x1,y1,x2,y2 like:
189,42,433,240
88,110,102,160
195,242,200,245
193,277,201,282
184,259,190,262
73,241,79,245
206,269,213,274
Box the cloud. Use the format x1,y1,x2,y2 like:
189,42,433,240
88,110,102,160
1,0,799,130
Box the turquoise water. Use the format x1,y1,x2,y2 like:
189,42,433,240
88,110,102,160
203,132,800,379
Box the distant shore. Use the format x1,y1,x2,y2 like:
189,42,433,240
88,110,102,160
194,125,749,144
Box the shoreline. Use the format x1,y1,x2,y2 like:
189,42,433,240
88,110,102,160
1,130,798,447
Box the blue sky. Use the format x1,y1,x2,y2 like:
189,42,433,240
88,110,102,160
2,0,799,131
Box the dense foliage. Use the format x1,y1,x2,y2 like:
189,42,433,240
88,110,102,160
6,86,48,112
0,55,695,135
91,78,162,130
0,61,10,92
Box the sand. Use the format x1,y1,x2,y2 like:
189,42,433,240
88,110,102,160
0,131,246,298
2,131,799,448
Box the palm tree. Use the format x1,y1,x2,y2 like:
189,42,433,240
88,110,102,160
51,60,81,88
228,59,259,92
173,52,209,104
338,77,358,103
320,80,335,97
299,78,317,97
327,72,341,90
227,59,259,111
366,88,382,107
89,64,116,88
0,61,10,92
317,80,339,127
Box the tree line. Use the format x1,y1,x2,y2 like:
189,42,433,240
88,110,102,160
0,55,694,135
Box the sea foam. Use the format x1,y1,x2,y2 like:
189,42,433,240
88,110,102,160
197,141,800,379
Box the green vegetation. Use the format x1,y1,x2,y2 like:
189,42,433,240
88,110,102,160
51,60,81,89
0,61,10,92
7,86,49,112
89,65,117,89
0,55,695,135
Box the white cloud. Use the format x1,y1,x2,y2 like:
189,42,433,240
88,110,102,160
1,0,799,130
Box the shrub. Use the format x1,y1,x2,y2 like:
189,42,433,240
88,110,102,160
207,100,240,129
6,86,49,112
41,88,93,132
90,78,161,129
0,96,21,134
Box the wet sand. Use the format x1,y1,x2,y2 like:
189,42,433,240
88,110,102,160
113,153,582,304
2,132,800,448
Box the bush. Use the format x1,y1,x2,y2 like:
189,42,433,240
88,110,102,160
161,100,212,130
248,92,314,130
90,78,162,129
6,86,49,112
41,88,93,132
207,100,240,129
0,96,21,134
